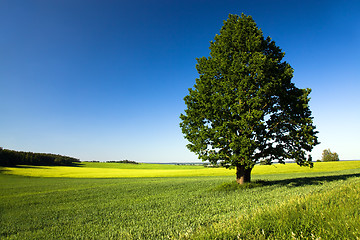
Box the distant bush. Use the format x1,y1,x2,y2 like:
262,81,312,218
321,149,339,161
0,148,80,166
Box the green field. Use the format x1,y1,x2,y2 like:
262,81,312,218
1,161,360,239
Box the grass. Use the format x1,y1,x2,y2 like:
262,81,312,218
193,176,360,239
1,161,360,239
1,160,359,178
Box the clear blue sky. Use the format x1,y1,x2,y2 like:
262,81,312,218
1,0,359,162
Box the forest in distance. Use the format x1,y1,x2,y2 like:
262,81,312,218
0,148,80,167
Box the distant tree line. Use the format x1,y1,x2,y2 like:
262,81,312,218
106,160,138,164
203,162,229,168
0,148,80,166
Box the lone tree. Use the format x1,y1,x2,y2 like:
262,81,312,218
321,149,339,161
180,14,319,184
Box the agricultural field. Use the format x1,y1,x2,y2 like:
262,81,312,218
1,160,359,178
1,161,360,239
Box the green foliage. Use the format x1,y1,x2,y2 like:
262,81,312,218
259,159,271,165
180,13,318,173
321,148,340,161
0,148,80,166
1,169,360,239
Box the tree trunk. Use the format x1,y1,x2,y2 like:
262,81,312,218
236,165,252,184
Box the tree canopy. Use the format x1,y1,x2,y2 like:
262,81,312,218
180,13,319,183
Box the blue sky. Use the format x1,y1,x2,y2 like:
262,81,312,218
1,0,359,162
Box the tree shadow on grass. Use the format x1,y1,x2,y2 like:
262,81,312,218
67,162,83,167
260,173,360,188
0,167,9,174
9,165,48,169
0,162,84,169
215,173,360,191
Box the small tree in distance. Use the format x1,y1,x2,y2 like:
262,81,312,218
180,13,319,184
321,149,339,161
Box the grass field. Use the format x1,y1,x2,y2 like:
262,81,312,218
1,160,359,178
1,161,360,239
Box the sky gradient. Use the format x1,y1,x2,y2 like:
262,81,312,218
1,0,359,162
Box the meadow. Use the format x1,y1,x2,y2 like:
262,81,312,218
1,161,360,239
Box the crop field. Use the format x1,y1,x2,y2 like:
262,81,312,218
1,160,359,178
1,161,360,239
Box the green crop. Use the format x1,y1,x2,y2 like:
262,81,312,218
1,161,359,178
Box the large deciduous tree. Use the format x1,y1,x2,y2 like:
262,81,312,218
321,149,339,161
180,13,319,184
